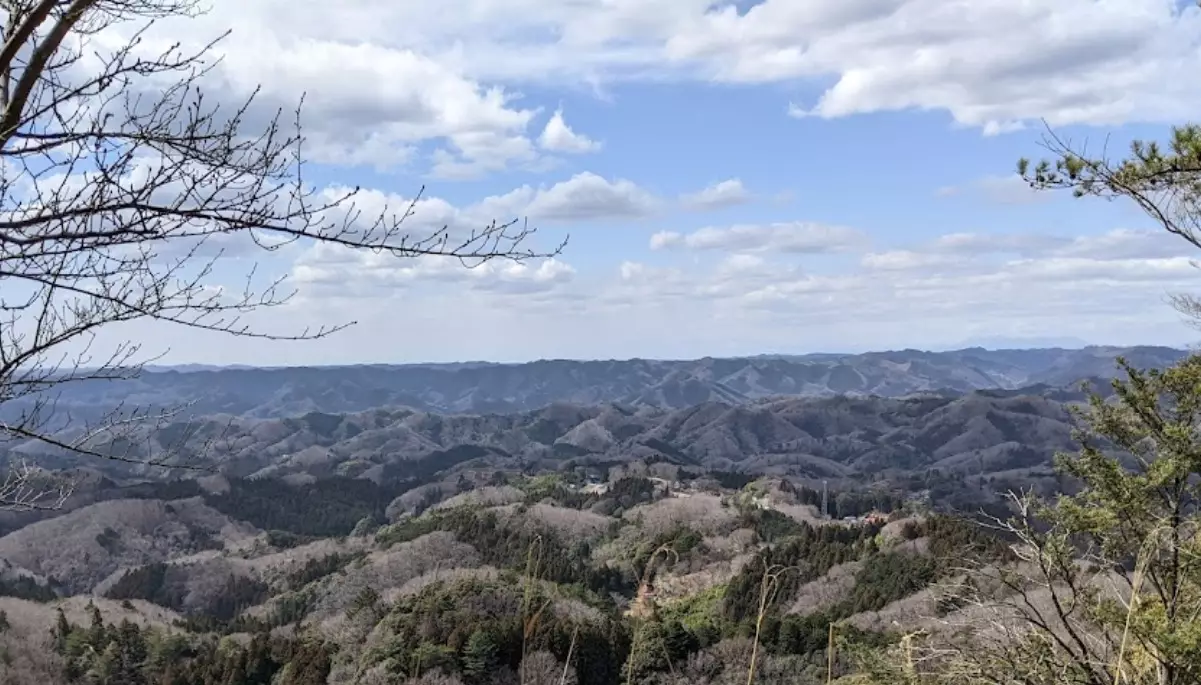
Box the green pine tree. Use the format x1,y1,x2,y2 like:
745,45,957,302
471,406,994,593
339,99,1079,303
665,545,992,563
86,601,106,649
853,356,1201,685
461,629,500,684
1019,124,1201,324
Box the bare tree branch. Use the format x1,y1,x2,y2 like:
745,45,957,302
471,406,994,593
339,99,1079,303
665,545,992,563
0,0,565,508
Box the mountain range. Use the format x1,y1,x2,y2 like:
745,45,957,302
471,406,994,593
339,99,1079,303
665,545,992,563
4,346,1185,425
0,346,1178,685
9,383,1086,500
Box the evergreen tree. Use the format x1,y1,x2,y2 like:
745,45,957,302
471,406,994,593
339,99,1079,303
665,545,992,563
53,607,72,654
461,629,500,684
86,601,106,649
347,586,380,620
858,356,1201,685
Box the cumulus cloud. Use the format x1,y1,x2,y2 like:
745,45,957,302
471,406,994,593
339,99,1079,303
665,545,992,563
861,229,1194,274
768,1,1201,131
96,0,1201,173
95,5,551,177
680,179,752,210
292,242,575,297
526,172,658,221
60,0,1201,363
207,1,1201,132
650,222,867,253
538,109,602,153
283,172,663,301
311,173,657,250
928,229,1190,261
133,220,1201,364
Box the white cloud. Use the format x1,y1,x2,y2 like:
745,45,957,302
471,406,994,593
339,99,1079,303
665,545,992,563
121,221,1201,364
759,1,1201,131
861,250,962,272
538,109,602,153
90,0,1201,167
292,242,575,297
861,229,1195,275
650,222,867,253
311,173,657,249
526,172,658,221
680,179,752,210
47,1,1201,363
94,8,550,177
926,229,1190,261
282,172,660,300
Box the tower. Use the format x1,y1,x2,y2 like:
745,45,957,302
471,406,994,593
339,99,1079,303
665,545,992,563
821,480,828,519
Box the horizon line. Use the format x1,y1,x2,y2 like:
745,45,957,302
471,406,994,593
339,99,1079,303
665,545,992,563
130,342,1192,372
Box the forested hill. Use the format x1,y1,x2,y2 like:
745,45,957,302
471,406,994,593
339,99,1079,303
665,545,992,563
2,345,1183,421
7,383,1089,509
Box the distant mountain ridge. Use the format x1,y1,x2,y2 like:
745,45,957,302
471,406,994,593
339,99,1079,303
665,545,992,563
7,383,1094,491
2,346,1184,427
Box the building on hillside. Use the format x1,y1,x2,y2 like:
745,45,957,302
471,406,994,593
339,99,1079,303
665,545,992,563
862,511,889,526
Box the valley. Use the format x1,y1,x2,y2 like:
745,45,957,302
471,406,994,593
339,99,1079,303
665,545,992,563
0,347,1166,684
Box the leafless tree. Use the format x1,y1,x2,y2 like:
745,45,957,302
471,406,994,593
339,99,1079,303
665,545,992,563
858,490,1195,685
0,0,563,509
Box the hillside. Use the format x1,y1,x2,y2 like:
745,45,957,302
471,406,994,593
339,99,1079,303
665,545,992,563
0,346,1179,424
0,349,1183,685
7,389,1083,492
0,470,1016,685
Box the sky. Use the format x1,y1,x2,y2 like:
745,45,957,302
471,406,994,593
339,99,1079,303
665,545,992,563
79,0,1201,364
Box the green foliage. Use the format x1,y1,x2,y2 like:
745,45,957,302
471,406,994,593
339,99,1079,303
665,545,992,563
106,564,268,621
286,552,364,588
631,526,705,580
899,512,1012,562
265,529,318,549
708,470,756,490
366,577,629,685
606,477,656,510
745,507,809,543
347,586,380,620
375,512,446,547
835,552,936,616
460,629,500,683
658,584,726,647
394,507,634,597
722,522,876,625
0,572,59,601
50,604,330,685
1020,124,1201,202
205,477,402,537
863,356,1201,685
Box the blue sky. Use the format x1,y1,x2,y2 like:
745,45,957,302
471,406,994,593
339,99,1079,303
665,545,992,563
90,0,1201,364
